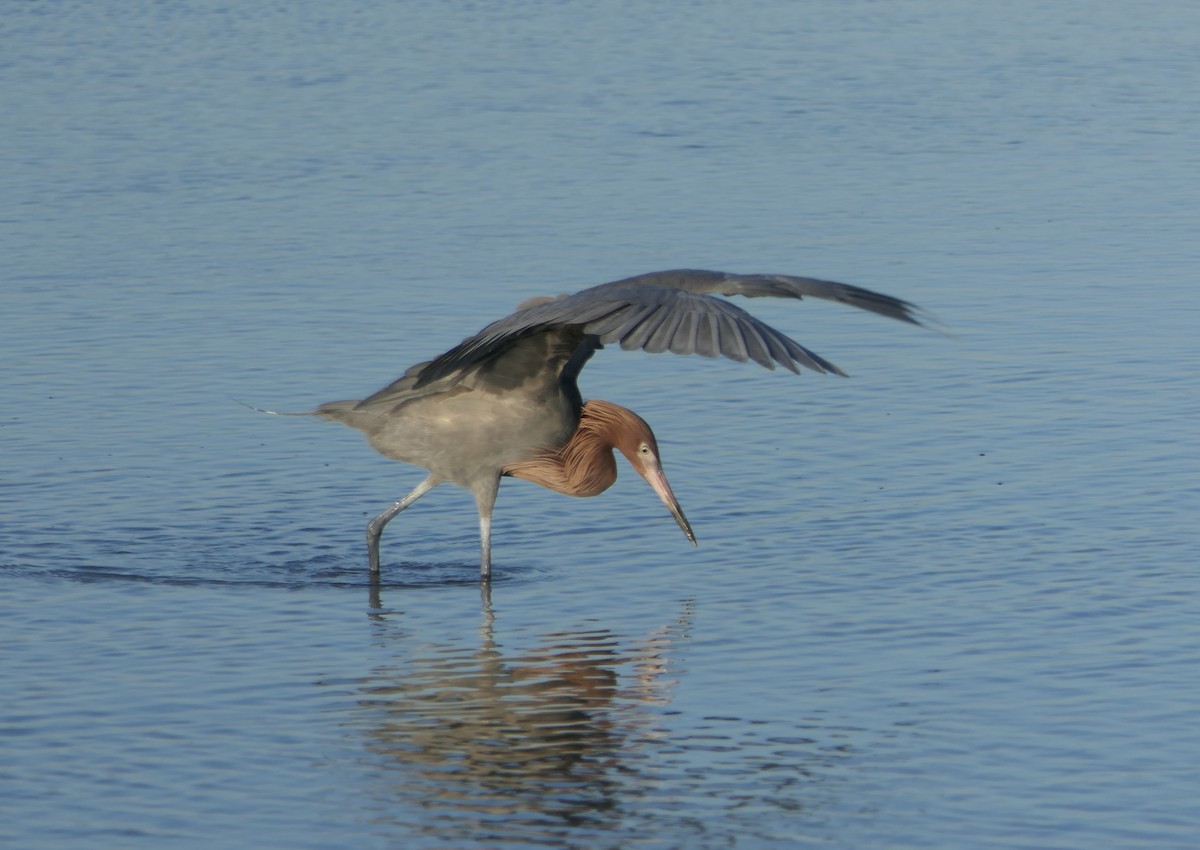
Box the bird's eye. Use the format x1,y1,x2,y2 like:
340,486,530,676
639,444,652,455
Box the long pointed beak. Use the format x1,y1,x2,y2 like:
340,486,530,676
644,462,697,546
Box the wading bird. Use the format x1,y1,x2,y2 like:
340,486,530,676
310,269,927,578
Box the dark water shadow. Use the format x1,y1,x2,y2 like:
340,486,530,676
1,550,550,591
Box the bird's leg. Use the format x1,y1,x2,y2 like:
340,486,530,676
473,476,500,580
367,474,438,574
479,513,492,579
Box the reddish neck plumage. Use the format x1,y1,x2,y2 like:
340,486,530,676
503,399,649,497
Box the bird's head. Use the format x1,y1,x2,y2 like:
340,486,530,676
606,407,697,547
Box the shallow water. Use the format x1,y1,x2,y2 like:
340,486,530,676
3,2,1198,848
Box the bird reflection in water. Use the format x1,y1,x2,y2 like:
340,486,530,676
355,585,691,843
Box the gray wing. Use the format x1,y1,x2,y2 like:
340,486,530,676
412,268,928,387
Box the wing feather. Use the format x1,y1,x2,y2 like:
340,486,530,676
669,310,699,356
694,310,719,358
589,304,654,342
738,320,774,370
643,305,684,354
616,304,666,351
718,312,749,363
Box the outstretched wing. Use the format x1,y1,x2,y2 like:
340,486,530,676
412,268,928,388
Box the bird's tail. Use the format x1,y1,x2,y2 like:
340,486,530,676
312,399,363,424
234,398,322,418
237,397,369,429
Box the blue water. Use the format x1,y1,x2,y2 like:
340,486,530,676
3,2,1198,848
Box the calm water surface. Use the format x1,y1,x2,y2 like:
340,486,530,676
3,2,1198,848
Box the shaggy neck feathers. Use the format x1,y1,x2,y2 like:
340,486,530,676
503,400,652,497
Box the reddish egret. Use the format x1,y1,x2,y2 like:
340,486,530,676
310,269,927,577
